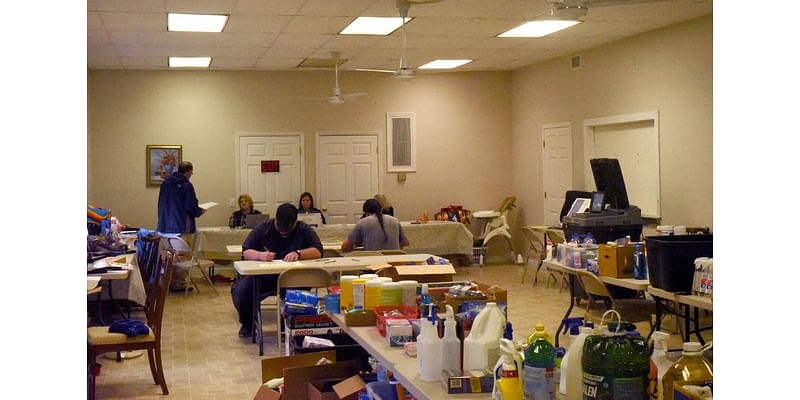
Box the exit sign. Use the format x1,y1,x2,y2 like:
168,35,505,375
261,160,280,173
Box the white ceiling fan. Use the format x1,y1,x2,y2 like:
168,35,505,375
297,51,366,105
357,0,443,80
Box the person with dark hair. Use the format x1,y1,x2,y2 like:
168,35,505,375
374,194,394,216
342,198,409,252
297,192,326,224
157,161,205,291
231,203,323,338
229,193,262,228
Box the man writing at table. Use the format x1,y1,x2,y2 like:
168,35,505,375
231,203,323,338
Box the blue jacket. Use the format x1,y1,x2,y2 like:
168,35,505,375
157,172,203,233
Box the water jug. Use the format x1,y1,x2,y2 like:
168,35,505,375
463,302,506,371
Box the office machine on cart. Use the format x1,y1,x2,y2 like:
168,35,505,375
562,158,643,244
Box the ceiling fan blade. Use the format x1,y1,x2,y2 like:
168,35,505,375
342,92,367,99
354,68,395,74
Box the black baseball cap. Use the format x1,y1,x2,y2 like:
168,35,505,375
275,203,298,234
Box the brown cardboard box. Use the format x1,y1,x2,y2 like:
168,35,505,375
443,281,508,312
598,244,635,278
343,309,377,326
255,351,361,400
380,263,456,283
307,375,366,400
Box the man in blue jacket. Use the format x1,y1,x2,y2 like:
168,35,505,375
157,161,205,290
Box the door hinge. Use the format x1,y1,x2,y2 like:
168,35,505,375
544,191,547,199
543,140,546,148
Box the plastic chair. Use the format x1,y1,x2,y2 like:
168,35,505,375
265,267,333,355
472,197,517,264
162,235,218,296
88,249,175,399
575,269,655,331
378,249,407,255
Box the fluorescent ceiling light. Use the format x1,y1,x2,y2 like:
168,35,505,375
168,13,228,33
340,17,412,35
169,57,212,68
498,20,580,38
418,59,472,70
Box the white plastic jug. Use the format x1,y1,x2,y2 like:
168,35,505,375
463,302,506,371
564,326,593,400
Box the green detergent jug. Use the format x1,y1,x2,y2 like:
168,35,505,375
582,310,649,400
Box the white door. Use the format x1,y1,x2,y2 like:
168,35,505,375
542,123,573,226
237,134,303,218
317,135,379,224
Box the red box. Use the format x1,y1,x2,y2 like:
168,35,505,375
374,305,418,337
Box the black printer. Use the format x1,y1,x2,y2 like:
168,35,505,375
562,158,643,243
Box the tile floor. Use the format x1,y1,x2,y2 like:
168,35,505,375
90,262,711,399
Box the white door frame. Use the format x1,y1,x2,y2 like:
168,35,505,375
542,122,573,225
233,131,306,197
314,131,383,202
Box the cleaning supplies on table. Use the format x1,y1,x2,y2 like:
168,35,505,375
496,338,524,400
648,331,674,400
441,305,462,373
563,326,593,400
463,302,506,372
523,324,556,400
662,342,713,400
417,304,443,382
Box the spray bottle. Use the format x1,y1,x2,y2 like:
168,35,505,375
495,338,523,400
441,305,462,373
648,331,673,400
418,304,443,382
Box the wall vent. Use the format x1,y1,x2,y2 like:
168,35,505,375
571,55,581,69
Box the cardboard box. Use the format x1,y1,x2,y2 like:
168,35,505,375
343,309,377,326
380,263,456,283
444,281,507,313
286,314,337,329
598,244,635,278
256,351,360,400
307,375,366,400
442,369,494,394
385,319,412,347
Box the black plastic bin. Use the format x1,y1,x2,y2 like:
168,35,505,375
290,333,370,372
645,235,712,293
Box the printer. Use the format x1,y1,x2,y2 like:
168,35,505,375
562,158,643,243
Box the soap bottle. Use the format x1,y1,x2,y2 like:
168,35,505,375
496,338,524,400
441,305,462,373
523,324,556,400
648,331,674,400
662,342,712,400
463,302,506,371
418,305,443,382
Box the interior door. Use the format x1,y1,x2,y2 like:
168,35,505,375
237,134,303,218
542,123,573,226
317,135,379,224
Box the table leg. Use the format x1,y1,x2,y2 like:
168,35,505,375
692,306,706,345
95,290,106,326
682,304,691,343
555,274,576,348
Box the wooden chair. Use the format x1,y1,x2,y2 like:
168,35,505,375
379,249,407,255
575,269,655,332
263,267,333,355
88,249,175,399
162,235,218,296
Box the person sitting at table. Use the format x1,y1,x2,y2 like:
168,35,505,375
230,203,323,338
297,191,326,225
229,194,262,228
342,198,409,252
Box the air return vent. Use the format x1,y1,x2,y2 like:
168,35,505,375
571,55,581,69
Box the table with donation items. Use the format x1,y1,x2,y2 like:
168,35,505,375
87,253,145,325
197,221,473,261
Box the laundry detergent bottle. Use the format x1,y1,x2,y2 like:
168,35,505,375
564,326,593,400
463,302,506,371
523,324,556,400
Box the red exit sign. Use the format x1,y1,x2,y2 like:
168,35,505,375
261,160,280,173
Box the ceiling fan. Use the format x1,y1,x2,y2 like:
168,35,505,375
357,0,443,80
297,51,366,105
543,0,670,21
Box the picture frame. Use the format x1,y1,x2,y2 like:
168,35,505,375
146,145,182,186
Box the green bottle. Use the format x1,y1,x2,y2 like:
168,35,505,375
582,324,649,400
523,324,556,399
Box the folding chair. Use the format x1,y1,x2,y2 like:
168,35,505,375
162,235,218,296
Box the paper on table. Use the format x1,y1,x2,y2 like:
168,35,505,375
199,202,218,210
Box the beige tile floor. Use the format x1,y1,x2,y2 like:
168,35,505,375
91,262,711,399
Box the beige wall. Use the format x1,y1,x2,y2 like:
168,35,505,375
88,70,512,229
510,16,712,246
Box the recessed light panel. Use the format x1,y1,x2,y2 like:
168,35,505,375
340,17,412,35
498,20,580,38
168,13,228,33
418,59,472,69
169,57,212,68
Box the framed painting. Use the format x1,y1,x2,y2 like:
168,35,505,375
146,145,182,186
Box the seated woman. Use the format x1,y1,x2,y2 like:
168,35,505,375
374,194,394,216
342,199,409,252
229,194,262,228
297,192,326,225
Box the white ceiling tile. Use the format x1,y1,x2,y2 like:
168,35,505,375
402,17,471,36
109,31,276,47
119,56,166,68
210,57,259,68
88,30,112,45
88,45,118,57
90,0,167,13
353,47,401,60
584,1,712,22
165,0,238,14
444,18,525,37
88,12,105,30
271,34,331,48
405,0,515,18
404,36,481,49
483,1,549,20
88,55,123,68
225,15,292,33
283,16,353,34
297,0,374,17
262,47,315,59
233,0,305,16
255,58,304,69
470,37,530,50
113,45,266,58
320,35,383,50
100,12,165,31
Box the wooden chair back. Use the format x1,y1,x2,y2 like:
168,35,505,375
136,232,162,285
144,250,175,340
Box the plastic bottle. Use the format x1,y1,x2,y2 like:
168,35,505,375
523,324,556,400
419,283,432,316
352,279,366,310
418,305,443,382
496,338,524,400
554,347,566,388
648,331,674,400
380,282,402,305
504,321,514,341
463,302,506,372
441,305,462,373
563,326,592,400
365,279,383,310
582,311,649,400
399,280,418,307
662,342,713,400
340,275,357,311
359,273,379,281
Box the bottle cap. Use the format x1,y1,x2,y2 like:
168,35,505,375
683,342,703,353
341,275,357,282
366,279,383,287
359,274,379,280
